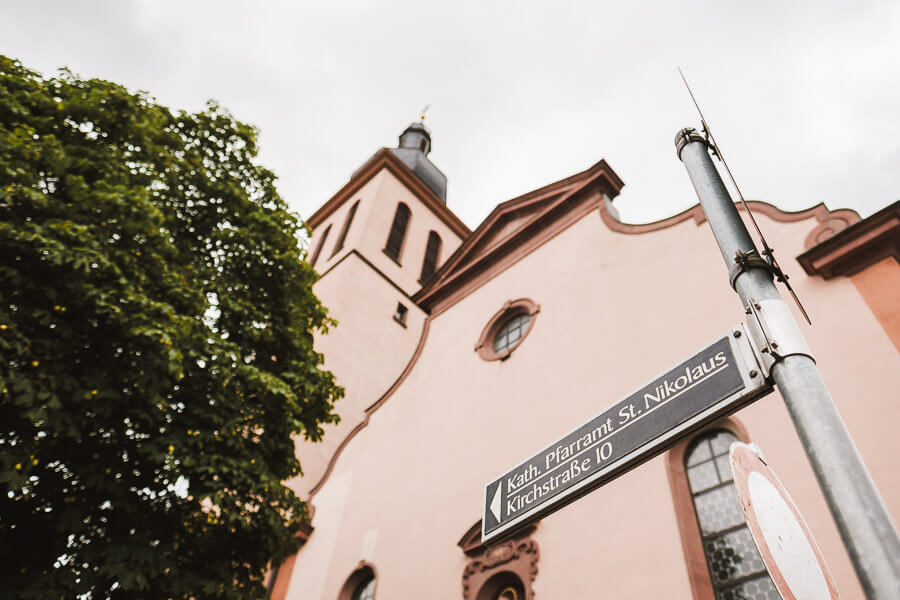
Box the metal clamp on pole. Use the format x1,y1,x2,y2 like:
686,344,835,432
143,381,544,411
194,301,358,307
743,297,815,378
674,128,709,160
730,250,771,290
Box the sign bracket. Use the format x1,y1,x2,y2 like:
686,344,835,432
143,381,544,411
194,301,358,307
743,298,815,379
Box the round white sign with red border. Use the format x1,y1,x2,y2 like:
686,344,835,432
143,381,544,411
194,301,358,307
729,442,840,600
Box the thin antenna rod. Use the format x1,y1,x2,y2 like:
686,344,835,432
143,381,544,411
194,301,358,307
678,69,767,244
678,68,812,324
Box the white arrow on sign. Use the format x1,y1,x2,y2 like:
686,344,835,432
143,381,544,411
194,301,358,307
489,483,502,522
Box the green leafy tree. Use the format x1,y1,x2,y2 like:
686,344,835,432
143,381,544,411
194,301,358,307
0,56,343,599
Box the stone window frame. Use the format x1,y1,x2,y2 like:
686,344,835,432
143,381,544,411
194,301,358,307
474,298,540,362
458,521,539,600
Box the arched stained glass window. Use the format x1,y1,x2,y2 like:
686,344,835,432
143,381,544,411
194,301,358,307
685,430,779,600
419,230,442,283
309,224,331,268
384,202,410,263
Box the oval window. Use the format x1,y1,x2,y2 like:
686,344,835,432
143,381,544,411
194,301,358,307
475,298,540,362
493,313,532,353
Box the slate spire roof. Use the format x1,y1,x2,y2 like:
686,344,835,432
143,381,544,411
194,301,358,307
389,122,448,203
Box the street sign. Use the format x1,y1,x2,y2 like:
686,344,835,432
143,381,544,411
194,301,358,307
730,443,840,600
482,324,771,544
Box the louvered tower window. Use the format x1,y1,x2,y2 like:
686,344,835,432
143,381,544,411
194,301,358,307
309,224,331,268
330,200,359,257
419,231,442,283
383,202,410,262
685,430,779,600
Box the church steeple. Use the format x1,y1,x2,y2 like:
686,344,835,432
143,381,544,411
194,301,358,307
390,122,448,203
398,122,432,154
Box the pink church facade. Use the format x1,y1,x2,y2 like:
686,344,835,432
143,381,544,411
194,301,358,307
273,124,900,600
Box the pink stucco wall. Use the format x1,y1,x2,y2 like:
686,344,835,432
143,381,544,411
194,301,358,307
287,189,898,598
286,253,427,498
291,169,466,498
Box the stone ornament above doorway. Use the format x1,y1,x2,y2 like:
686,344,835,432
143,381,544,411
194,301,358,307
458,521,540,600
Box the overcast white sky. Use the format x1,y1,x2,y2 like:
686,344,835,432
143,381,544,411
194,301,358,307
2,1,898,229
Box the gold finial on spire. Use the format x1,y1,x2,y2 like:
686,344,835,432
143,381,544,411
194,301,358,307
420,104,430,122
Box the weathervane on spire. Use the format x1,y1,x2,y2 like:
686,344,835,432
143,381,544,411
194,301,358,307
419,104,430,123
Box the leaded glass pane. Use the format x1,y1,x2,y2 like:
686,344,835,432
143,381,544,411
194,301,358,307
686,439,712,466
685,430,776,600
715,454,734,483
715,574,780,600
493,334,508,353
704,528,768,586
493,313,531,353
710,430,736,456
694,483,745,535
687,460,720,493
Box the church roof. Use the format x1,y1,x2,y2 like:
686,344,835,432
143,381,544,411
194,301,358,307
305,147,470,239
414,159,624,315
390,122,448,202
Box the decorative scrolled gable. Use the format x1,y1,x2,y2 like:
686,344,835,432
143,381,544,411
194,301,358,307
798,201,897,279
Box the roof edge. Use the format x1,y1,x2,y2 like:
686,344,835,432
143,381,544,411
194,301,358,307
305,149,471,239
415,160,624,307
416,193,862,315
600,199,861,236
797,201,899,279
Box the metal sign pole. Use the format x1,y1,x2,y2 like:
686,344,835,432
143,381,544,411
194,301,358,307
675,128,900,599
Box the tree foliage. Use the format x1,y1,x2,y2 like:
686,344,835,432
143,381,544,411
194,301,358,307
0,56,342,598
